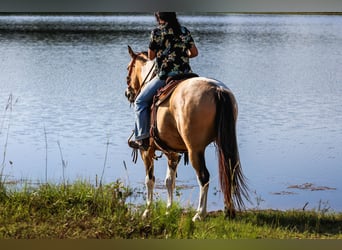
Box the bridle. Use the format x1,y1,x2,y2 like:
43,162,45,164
126,55,136,87
126,53,156,102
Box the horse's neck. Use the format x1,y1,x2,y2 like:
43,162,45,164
141,60,156,83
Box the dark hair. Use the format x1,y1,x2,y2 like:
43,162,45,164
155,12,182,35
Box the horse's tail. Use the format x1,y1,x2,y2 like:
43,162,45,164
214,87,249,217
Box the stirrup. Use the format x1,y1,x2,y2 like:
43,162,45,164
128,137,149,151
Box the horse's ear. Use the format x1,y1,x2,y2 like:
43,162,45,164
128,45,136,58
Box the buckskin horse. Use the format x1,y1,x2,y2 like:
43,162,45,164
124,45,248,221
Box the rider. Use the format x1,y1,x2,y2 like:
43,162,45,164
129,12,199,150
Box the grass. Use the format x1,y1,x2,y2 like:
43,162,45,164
0,180,341,239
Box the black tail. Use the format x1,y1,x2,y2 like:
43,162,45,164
215,88,249,217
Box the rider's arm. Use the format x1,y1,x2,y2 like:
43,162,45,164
188,44,198,58
148,48,156,60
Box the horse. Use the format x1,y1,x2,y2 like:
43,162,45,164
124,45,249,221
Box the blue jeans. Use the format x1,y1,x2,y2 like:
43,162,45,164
134,76,166,140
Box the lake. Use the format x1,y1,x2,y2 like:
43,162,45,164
0,13,341,212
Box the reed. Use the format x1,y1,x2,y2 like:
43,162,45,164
57,140,67,188
0,94,18,190
99,136,110,187
44,125,48,183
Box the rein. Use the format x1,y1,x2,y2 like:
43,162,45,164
135,61,155,101
127,55,156,102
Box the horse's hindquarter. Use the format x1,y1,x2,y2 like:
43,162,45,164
157,77,220,152
155,102,186,151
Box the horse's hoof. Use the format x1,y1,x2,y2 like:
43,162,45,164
192,213,204,222
224,207,236,219
165,204,172,216
142,209,150,219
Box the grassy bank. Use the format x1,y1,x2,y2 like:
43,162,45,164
0,181,341,239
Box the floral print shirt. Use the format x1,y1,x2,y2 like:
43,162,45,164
149,24,195,80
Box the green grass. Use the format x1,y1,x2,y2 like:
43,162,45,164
0,180,341,239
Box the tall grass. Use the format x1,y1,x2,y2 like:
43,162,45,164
99,136,110,187
0,94,18,191
0,180,341,239
44,125,48,183
0,180,135,239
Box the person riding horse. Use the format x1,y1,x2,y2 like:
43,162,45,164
128,12,198,150
125,13,249,221
125,46,248,221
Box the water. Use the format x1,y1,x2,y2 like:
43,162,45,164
0,13,341,212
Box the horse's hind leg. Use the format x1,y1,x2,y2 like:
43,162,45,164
190,150,210,221
165,152,180,212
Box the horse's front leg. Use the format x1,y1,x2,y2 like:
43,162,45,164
165,153,180,213
141,148,155,219
143,173,155,219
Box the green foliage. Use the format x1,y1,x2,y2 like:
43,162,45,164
0,180,341,239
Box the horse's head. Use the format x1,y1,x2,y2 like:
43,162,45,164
125,45,151,104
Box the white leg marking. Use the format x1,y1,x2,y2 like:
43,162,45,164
192,180,209,222
142,175,155,219
165,167,176,211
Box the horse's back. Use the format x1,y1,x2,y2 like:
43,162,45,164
177,76,229,92
159,77,228,151
171,76,231,112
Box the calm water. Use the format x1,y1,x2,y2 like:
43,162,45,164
0,14,341,211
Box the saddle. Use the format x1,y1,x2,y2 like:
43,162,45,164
153,73,199,106
150,73,198,162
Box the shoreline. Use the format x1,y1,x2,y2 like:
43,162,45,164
1,180,341,239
